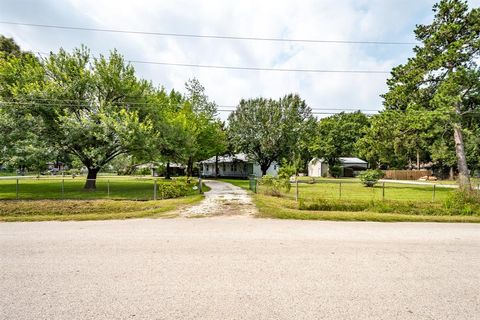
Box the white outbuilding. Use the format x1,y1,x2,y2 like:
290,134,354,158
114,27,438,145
308,157,368,177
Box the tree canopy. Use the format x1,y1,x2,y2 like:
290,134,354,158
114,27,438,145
0,38,226,188
382,0,480,188
228,94,315,175
310,111,370,166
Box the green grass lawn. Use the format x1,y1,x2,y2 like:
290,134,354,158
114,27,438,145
0,195,204,222
218,178,251,190
290,181,454,202
253,194,480,223
0,176,203,200
0,177,209,222
220,178,480,222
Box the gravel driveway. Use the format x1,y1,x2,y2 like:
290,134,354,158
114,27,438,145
179,180,257,217
1,218,479,320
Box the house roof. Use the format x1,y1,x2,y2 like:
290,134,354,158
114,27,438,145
339,157,368,164
310,157,368,165
202,153,249,164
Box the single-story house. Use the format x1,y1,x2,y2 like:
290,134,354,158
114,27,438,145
201,153,279,178
308,157,368,177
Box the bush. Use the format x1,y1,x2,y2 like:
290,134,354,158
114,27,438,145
138,167,152,176
358,169,384,187
157,179,192,199
258,175,291,196
278,163,296,180
330,165,342,178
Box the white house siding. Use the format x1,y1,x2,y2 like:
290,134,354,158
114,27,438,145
201,154,279,178
202,162,252,178
308,160,329,177
253,163,279,177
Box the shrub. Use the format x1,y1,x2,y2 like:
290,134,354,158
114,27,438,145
138,167,151,176
278,163,296,180
157,180,192,199
329,165,342,178
258,175,291,196
358,169,384,187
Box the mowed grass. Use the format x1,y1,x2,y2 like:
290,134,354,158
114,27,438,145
253,194,480,223
290,181,454,202
218,178,251,190
0,196,204,222
0,176,200,200
0,177,209,222
220,178,480,222
222,177,456,202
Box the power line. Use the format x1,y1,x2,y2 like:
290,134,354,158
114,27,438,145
5,100,478,115
0,21,418,46
0,99,381,113
127,60,390,74
31,51,390,74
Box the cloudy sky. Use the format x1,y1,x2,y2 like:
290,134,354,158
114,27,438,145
1,0,479,119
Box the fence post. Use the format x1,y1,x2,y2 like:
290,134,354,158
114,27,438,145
432,184,436,202
16,178,19,200
198,176,203,194
339,182,342,199
295,179,299,202
153,179,157,200
61,178,65,199
107,179,110,198
382,182,385,201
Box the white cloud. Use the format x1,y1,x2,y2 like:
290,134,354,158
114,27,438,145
1,0,479,120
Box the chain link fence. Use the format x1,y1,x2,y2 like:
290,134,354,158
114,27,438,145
250,177,469,203
0,176,204,200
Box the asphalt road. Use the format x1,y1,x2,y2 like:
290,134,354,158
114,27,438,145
1,218,479,320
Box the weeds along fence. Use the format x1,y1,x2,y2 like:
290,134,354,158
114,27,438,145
0,176,202,201
252,178,464,203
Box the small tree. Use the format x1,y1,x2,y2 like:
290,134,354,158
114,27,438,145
329,165,342,178
358,169,384,187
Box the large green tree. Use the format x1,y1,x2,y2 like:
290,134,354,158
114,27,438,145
0,36,50,173
383,0,480,189
356,110,440,169
1,45,161,188
181,79,227,177
310,111,370,167
228,94,314,175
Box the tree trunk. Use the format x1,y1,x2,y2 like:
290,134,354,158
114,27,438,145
187,157,193,178
416,151,420,170
453,123,471,190
260,164,269,176
215,155,219,178
165,162,171,179
84,167,100,190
